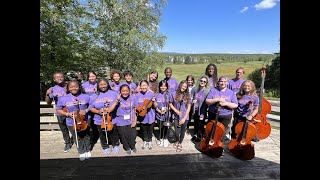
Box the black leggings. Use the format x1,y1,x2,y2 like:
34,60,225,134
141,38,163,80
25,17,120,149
140,123,155,142
174,119,188,144
157,120,168,139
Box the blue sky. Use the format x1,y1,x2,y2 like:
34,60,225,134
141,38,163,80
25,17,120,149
158,0,280,54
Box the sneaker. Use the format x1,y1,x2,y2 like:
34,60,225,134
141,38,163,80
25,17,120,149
64,143,72,153
132,148,137,153
148,141,153,149
103,148,111,155
85,151,91,159
79,153,86,161
113,146,120,154
142,141,147,149
163,139,169,147
126,149,132,155
252,138,260,142
157,139,164,146
191,135,197,142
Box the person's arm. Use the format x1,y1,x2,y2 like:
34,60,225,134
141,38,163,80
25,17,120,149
45,88,53,105
131,108,137,128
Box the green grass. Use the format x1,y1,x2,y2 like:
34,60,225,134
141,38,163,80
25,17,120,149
157,61,269,82
270,111,280,116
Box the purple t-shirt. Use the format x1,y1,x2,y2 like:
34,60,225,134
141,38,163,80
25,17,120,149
113,96,137,126
228,78,246,94
208,77,216,88
135,91,155,124
48,85,66,104
89,90,118,125
56,93,90,126
206,87,238,116
109,81,123,93
170,92,191,121
82,81,97,96
235,95,259,117
155,92,170,121
164,78,179,94
122,81,137,95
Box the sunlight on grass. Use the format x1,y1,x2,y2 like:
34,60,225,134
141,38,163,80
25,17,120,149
156,61,269,82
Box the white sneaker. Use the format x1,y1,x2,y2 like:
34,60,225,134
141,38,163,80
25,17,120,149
79,153,86,161
142,141,147,149
85,151,91,159
163,139,169,147
157,139,164,146
148,141,153,149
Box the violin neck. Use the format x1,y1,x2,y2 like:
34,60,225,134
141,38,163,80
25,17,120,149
242,120,249,139
258,76,265,114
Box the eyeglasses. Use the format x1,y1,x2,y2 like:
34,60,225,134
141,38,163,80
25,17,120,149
200,80,207,83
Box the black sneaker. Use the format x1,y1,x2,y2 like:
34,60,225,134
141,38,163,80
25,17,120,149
191,135,197,142
64,143,72,153
252,138,260,142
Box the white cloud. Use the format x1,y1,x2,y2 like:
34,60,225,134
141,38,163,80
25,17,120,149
240,6,249,13
254,0,279,10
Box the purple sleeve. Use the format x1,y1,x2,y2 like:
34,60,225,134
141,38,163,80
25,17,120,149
230,92,238,104
254,96,259,106
56,96,65,110
207,90,214,99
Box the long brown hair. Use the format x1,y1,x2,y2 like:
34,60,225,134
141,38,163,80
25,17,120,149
236,80,258,100
174,80,190,105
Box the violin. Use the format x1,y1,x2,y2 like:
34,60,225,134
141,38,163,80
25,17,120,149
229,102,256,160
101,102,113,131
252,65,271,140
136,94,156,117
199,104,225,158
72,98,88,131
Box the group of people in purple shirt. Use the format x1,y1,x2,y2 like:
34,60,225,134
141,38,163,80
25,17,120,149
45,64,260,161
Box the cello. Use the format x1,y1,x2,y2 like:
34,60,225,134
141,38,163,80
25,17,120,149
136,94,157,117
229,101,256,160
72,98,88,132
199,104,225,158
101,102,113,131
252,65,271,140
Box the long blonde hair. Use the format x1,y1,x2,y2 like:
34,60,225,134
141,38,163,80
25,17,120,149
236,80,258,99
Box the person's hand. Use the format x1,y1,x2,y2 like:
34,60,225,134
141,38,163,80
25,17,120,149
131,121,137,128
179,118,186,125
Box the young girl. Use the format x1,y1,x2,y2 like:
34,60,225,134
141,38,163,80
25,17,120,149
88,78,119,155
186,74,195,130
122,70,137,95
113,84,138,155
205,76,238,142
82,71,98,96
205,63,218,88
154,80,170,147
135,80,158,150
56,80,91,161
232,80,259,140
109,69,123,93
190,75,210,143
81,71,99,150
45,72,73,153
169,80,191,152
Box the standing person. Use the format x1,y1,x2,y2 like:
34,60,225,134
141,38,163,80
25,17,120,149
82,71,98,96
163,67,179,94
232,80,259,141
205,76,238,142
109,69,123,93
205,63,218,88
122,70,137,95
186,74,195,131
81,71,99,150
113,84,138,155
136,70,159,93
228,67,246,94
56,80,91,161
88,78,119,155
45,72,73,153
169,80,191,152
135,80,158,150
190,75,210,143
154,80,170,147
